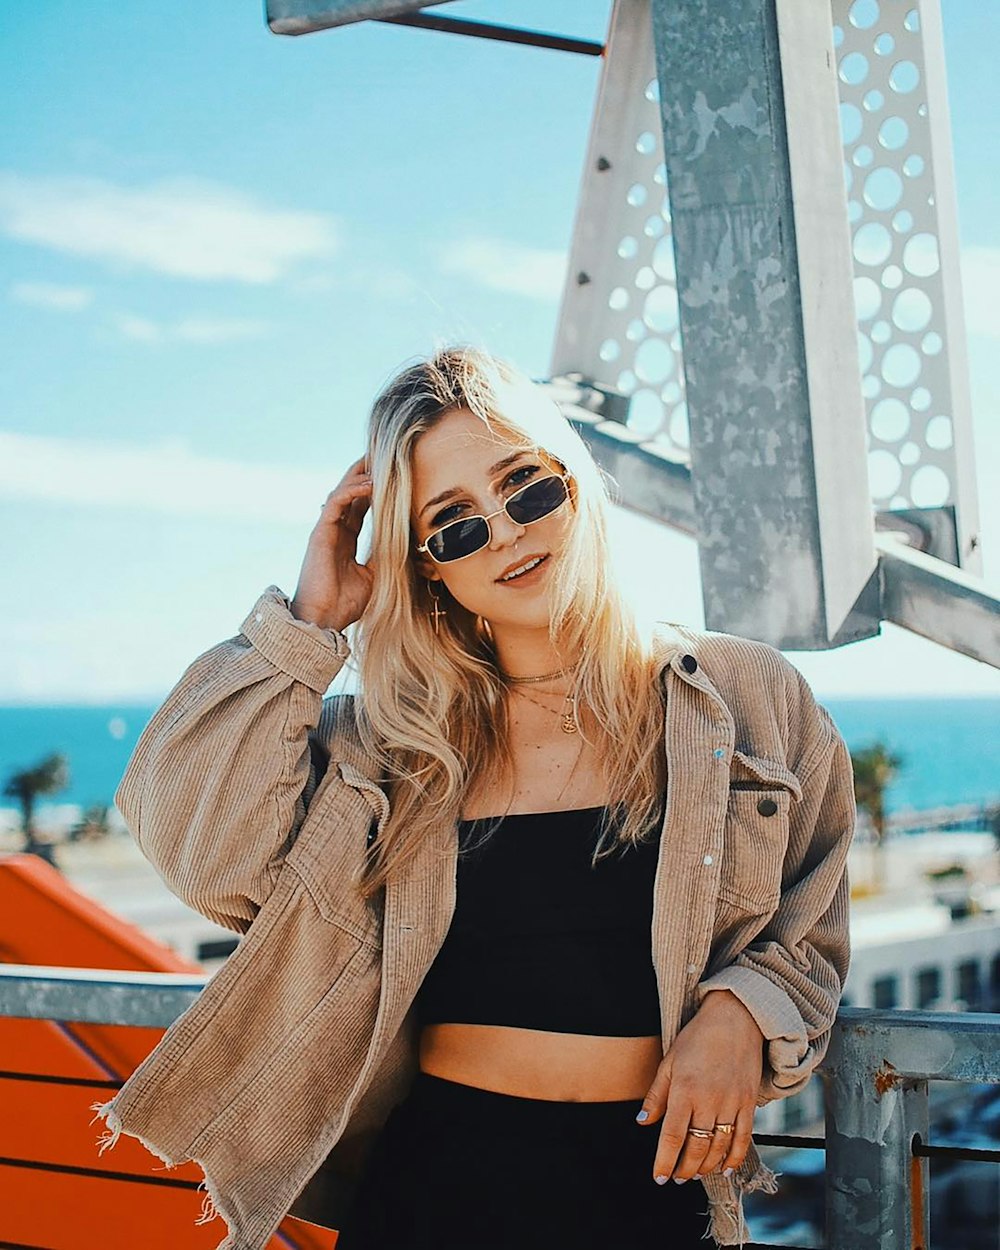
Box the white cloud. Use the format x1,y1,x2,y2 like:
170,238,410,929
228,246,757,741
440,236,568,301
112,312,270,344
0,171,339,284
0,431,338,525
10,280,94,311
116,313,162,343
960,246,1000,341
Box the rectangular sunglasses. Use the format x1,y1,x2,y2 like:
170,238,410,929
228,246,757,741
416,472,572,564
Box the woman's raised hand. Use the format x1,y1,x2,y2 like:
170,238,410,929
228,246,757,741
635,989,764,1185
290,456,375,634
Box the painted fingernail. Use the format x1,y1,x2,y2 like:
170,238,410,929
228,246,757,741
635,1109,649,1123
672,1177,689,1185
654,1175,669,1185
723,1168,734,1178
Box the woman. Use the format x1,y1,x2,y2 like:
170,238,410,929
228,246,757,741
92,346,855,1250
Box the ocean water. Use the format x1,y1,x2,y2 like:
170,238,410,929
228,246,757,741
0,697,997,820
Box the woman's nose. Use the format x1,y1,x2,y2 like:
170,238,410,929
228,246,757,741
488,505,526,549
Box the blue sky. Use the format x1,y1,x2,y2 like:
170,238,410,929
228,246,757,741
2,0,998,702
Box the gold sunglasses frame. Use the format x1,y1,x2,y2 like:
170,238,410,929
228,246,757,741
415,472,573,566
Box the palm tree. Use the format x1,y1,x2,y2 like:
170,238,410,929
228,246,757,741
851,742,904,892
2,752,71,867
67,803,113,843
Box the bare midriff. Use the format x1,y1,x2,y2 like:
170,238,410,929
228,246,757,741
418,1023,663,1102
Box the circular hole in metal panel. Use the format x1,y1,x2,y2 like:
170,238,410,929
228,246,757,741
643,285,680,334
910,387,931,412
910,464,950,507
871,397,910,442
878,116,908,150
599,339,621,363
890,60,920,93
858,331,874,374
840,51,869,85
865,167,903,211
669,402,689,448
863,375,882,399
925,415,953,450
903,154,925,178
627,183,648,208
652,237,676,281
840,102,863,144
881,343,922,388
661,381,681,404
609,286,630,311
854,221,893,266
627,388,664,437
903,233,939,277
636,131,657,155
635,338,675,385
617,369,637,395
892,287,933,332
863,89,884,112
854,276,882,321
849,0,880,29
868,448,902,498
921,331,943,356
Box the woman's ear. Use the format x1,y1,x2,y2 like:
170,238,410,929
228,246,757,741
414,551,441,582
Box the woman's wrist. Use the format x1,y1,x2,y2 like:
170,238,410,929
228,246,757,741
698,988,765,1042
289,597,348,634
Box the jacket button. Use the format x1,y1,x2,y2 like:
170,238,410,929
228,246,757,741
757,798,778,817
681,654,698,673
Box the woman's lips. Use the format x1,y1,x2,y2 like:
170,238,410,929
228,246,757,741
496,554,550,587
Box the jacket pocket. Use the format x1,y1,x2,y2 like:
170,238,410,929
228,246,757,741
720,752,798,912
285,775,385,949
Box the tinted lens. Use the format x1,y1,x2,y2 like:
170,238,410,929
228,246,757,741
428,515,490,562
507,475,568,525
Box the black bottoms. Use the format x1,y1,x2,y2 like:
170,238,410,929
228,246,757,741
334,1072,718,1249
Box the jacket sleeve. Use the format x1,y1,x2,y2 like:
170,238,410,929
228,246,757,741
114,586,352,934
696,674,855,1103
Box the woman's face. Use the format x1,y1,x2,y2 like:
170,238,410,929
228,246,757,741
409,407,575,631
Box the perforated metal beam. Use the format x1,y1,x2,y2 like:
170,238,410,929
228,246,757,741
266,0,454,36
649,0,877,647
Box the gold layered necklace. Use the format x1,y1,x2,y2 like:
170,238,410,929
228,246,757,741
498,664,580,735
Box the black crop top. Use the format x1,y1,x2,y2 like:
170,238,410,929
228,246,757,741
415,805,662,1037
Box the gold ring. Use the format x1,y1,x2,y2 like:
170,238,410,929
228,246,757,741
687,1126,715,1139
714,1123,735,1135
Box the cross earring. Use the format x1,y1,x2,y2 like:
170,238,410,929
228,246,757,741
427,580,446,635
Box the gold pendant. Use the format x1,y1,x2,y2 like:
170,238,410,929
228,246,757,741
562,714,577,734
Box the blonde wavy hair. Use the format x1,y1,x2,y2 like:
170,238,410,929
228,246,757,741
351,345,667,900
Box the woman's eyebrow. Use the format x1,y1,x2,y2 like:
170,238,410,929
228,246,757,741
418,451,529,519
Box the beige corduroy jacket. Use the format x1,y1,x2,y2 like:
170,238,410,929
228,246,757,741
91,585,855,1250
